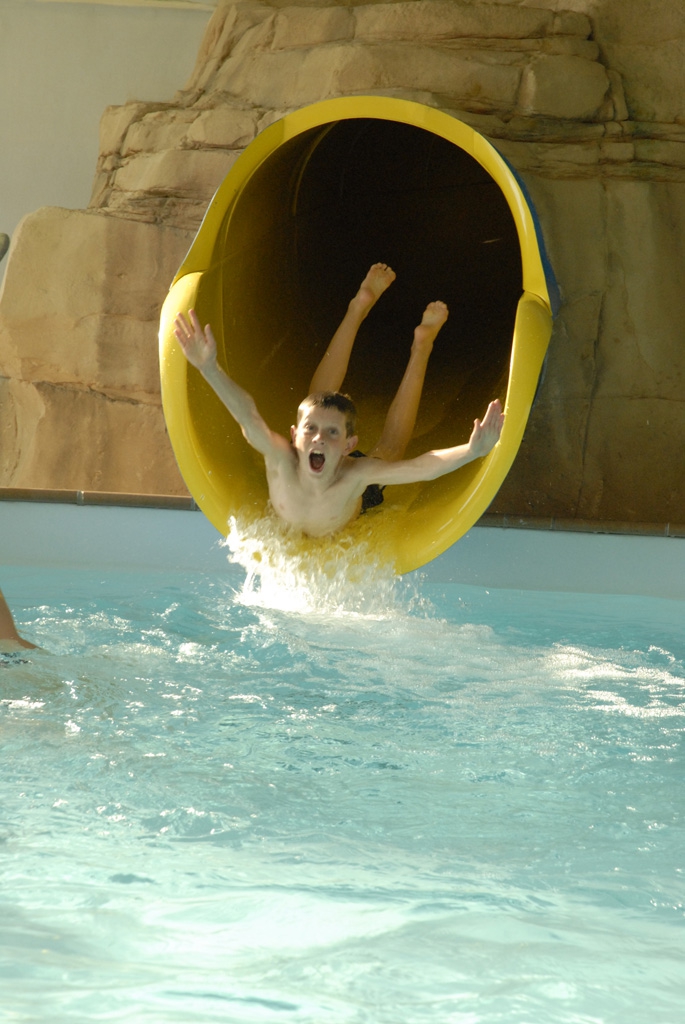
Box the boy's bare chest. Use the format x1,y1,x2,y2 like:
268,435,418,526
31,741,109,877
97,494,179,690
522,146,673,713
266,463,362,536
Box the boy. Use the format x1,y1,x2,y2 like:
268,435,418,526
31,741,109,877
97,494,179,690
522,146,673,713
174,263,503,537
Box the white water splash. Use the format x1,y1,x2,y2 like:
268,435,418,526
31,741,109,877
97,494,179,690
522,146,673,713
222,513,428,619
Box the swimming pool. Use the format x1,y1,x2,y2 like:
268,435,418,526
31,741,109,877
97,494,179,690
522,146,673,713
1,504,684,1022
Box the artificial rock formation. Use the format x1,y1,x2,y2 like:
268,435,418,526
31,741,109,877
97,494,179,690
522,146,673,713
1,0,684,525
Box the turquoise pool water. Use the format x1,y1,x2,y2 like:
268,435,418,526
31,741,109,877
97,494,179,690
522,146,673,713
1,556,683,1023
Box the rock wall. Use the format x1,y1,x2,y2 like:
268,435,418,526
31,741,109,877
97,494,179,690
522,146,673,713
0,209,189,493
1,0,683,524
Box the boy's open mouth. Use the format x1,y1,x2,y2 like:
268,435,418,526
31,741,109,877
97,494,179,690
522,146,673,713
309,451,325,472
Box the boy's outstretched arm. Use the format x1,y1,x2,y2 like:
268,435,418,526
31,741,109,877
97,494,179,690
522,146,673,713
174,310,290,459
359,400,505,486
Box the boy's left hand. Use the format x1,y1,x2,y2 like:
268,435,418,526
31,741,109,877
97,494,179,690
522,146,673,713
468,399,504,458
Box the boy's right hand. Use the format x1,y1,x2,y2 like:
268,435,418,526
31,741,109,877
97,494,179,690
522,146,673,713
174,309,217,371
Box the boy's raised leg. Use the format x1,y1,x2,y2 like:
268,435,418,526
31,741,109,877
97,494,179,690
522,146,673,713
369,301,448,462
308,263,396,394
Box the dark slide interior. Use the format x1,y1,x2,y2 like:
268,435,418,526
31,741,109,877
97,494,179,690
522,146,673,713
213,118,522,452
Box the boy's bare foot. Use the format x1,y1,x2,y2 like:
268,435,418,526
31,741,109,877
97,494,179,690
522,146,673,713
352,262,396,316
413,301,449,353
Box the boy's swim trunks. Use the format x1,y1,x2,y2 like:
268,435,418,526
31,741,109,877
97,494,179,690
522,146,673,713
349,450,385,513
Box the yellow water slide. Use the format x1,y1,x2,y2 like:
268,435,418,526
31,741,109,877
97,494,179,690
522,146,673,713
159,96,556,574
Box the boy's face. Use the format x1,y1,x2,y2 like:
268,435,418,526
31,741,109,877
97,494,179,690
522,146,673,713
291,406,358,477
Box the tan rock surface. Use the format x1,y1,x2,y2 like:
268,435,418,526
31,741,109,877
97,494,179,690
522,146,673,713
491,173,685,524
0,208,191,493
0,377,186,494
517,54,609,120
578,0,685,125
0,0,683,527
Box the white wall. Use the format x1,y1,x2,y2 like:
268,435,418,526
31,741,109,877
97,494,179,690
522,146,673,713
0,0,214,273
2,501,685,599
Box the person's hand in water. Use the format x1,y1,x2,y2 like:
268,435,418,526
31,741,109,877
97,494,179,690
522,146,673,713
467,399,504,458
174,309,218,371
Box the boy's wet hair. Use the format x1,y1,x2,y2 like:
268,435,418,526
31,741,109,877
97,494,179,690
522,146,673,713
297,391,357,437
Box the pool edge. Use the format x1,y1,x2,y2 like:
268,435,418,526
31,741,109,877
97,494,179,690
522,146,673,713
1,500,684,600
